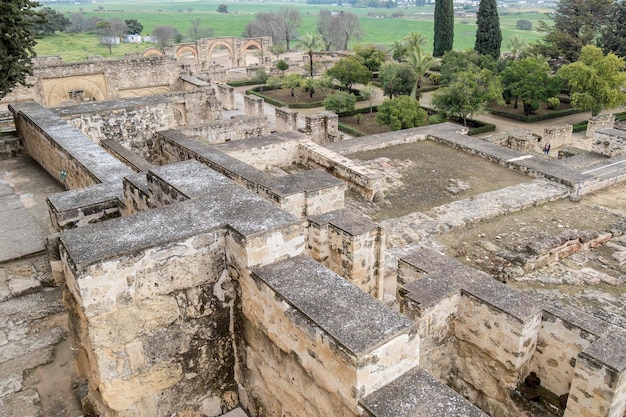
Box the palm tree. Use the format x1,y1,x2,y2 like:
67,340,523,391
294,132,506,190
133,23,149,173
404,32,428,53
379,62,399,99
297,33,323,79
389,40,407,62
506,35,528,60
406,46,441,99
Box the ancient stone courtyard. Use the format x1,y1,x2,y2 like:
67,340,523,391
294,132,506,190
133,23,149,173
1,44,626,417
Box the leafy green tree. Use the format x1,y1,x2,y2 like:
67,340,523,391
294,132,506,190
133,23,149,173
0,0,42,98
124,19,143,35
323,91,357,114
474,0,502,59
500,56,561,115
432,66,504,125
536,0,612,62
354,45,387,72
433,0,454,57
405,46,440,99
598,0,626,59
297,33,323,79
326,56,372,93
254,69,269,89
516,19,532,30
217,4,229,13
276,59,289,76
360,84,380,114
97,19,126,54
376,96,428,131
378,62,416,98
557,45,626,116
439,49,497,85
282,73,304,98
32,7,71,35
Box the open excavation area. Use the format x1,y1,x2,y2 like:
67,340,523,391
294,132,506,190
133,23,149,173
1,42,625,417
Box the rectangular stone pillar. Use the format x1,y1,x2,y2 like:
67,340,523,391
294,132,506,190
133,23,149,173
586,114,614,138
217,84,235,110
564,332,626,417
275,107,298,132
243,95,264,117
543,124,573,149
305,111,340,143
592,128,626,157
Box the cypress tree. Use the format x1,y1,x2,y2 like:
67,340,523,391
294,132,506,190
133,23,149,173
474,0,502,59
433,0,454,57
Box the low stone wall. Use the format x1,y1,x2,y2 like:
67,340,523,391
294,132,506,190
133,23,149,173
9,102,132,190
299,142,385,201
153,130,345,218
217,84,235,110
0,132,23,159
398,247,626,417
307,209,385,299
180,116,270,145
586,114,614,138
211,131,303,170
238,255,420,417
53,96,176,162
593,128,626,157
481,129,539,153
243,95,264,117
275,108,298,132
302,112,341,143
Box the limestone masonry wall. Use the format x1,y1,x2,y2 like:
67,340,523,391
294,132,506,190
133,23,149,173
593,128,626,157
398,248,626,417
181,116,270,146
586,114,615,138
543,124,573,149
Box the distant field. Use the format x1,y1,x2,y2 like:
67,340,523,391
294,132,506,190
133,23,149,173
34,1,549,62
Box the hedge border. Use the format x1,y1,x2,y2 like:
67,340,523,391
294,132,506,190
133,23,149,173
246,85,365,109
227,80,261,87
489,107,583,123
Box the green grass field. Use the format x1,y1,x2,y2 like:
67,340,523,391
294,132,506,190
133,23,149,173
34,1,549,62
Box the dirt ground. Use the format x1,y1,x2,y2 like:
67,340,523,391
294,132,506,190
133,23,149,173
346,140,531,220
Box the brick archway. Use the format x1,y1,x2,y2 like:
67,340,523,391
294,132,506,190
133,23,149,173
142,48,165,57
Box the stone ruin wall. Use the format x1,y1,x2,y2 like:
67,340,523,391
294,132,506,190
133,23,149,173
543,124,573,150
593,128,626,157
1,55,184,110
398,249,626,417
181,116,270,147
586,114,615,138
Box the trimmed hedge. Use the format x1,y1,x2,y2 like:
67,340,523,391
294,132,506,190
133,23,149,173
227,80,261,87
246,85,364,109
337,122,365,137
489,107,583,123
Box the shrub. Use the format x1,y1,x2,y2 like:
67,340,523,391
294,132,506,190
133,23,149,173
429,113,447,124
546,97,560,109
323,91,357,114
376,96,428,131
516,19,532,30
428,73,442,85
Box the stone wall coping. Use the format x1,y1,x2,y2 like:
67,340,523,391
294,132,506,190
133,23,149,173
269,169,345,195
60,180,299,269
123,172,149,195
399,248,542,323
360,366,488,417
158,130,344,197
9,102,133,184
100,139,155,173
211,131,306,152
581,331,626,373
308,208,379,236
148,159,235,198
595,127,626,137
180,75,210,87
47,182,124,211
542,300,614,339
252,254,415,355
51,95,171,116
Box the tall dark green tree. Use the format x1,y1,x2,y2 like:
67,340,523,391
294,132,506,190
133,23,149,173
474,0,502,59
433,0,454,57
0,0,42,98
598,0,626,59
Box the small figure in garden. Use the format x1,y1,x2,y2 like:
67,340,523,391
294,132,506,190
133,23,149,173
543,143,551,155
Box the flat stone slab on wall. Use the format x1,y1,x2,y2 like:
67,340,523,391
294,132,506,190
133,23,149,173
360,366,488,417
